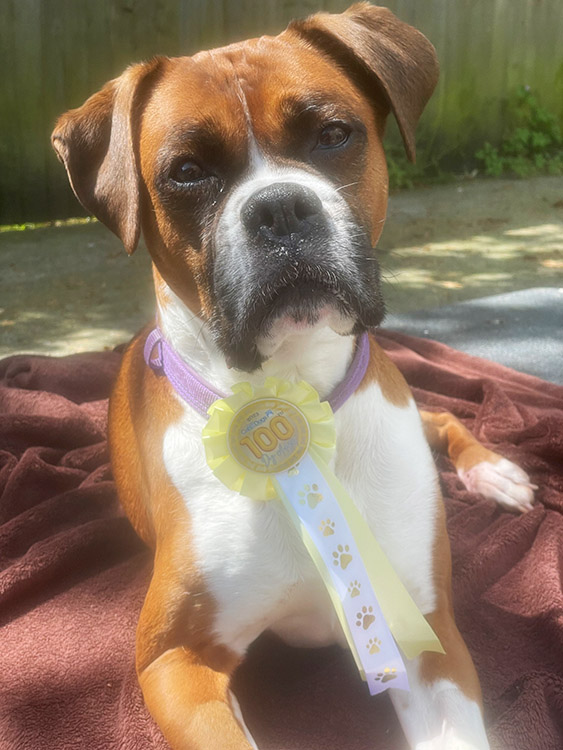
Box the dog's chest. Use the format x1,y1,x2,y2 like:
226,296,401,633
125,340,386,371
162,383,439,655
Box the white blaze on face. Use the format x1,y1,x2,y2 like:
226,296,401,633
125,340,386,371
214,161,362,356
216,164,359,267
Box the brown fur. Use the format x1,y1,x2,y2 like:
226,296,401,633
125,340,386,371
420,410,502,472
422,494,483,706
110,333,245,748
359,334,412,407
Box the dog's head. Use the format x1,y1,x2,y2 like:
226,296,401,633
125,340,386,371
52,3,438,371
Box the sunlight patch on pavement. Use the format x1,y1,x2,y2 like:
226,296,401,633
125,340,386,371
0,325,133,358
505,223,562,237
390,222,563,261
42,328,132,356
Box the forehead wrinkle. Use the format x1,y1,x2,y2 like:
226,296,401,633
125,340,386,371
219,54,265,169
278,94,359,121
159,117,237,150
142,53,250,165
235,52,367,150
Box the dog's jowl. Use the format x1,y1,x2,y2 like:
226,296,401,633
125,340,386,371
53,4,535,748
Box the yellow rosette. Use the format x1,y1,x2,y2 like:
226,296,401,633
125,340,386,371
202,377,336,500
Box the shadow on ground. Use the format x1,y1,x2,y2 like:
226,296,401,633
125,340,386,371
384,288,563,384
0,223,153,356
0,176,562,356
378,176,563,315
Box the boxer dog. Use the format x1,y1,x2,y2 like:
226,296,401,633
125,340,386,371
52,4,535,748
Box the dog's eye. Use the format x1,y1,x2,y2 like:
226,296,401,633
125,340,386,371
170,160,207,184
316,123,350,150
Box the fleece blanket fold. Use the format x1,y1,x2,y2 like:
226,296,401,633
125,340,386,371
0,333,562,750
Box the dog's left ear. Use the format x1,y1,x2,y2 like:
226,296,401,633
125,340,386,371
51,58,164,254
288,2,439,162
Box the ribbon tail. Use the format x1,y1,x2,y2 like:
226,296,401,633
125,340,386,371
274,482,365,678
274,461,411,695
309,448,445,661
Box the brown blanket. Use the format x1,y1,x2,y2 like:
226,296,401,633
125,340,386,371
1,333,562,750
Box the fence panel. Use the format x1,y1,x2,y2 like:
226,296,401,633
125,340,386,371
0,0,562,223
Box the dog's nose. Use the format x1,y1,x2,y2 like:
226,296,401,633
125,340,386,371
241,182,323,242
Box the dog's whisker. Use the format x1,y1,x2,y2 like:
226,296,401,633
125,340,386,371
335,181,360,192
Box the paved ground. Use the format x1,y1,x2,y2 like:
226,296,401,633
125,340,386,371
386,287,563,384
379,176,563,316
1,176,562,359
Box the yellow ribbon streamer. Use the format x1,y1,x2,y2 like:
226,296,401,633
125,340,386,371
307,448,444,660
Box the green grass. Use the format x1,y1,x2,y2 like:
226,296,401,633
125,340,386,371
0,216,95,234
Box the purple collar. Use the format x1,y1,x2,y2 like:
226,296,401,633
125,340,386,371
144,326,371,417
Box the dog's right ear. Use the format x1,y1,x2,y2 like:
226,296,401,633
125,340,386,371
51,58,163,255
289,3,439,163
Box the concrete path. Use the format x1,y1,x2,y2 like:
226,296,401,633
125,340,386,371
386,287,562,384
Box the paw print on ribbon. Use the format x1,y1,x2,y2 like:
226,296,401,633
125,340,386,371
332,544,352,569
366,637,381,655
355,605,375,630
348,580,361,598
375,667,397,683
298,484,323,509
319,518,335,536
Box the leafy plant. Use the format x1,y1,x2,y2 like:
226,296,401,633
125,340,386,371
384,143,450,191
385,145,416,190
476,86,563,178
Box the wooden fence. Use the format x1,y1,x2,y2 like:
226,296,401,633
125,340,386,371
1,0,562,223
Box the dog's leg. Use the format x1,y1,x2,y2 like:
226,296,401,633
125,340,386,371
135,546,256,750
389,509,489,750
420,410,535,512
389,614,489,750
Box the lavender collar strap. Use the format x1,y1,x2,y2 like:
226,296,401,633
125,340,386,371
144,326,371,417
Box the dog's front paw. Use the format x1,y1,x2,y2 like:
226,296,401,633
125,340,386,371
415,726,488,750
415,740,482,750
458,455,536,513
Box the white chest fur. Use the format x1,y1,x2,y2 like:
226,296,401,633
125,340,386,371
162,380,440,657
